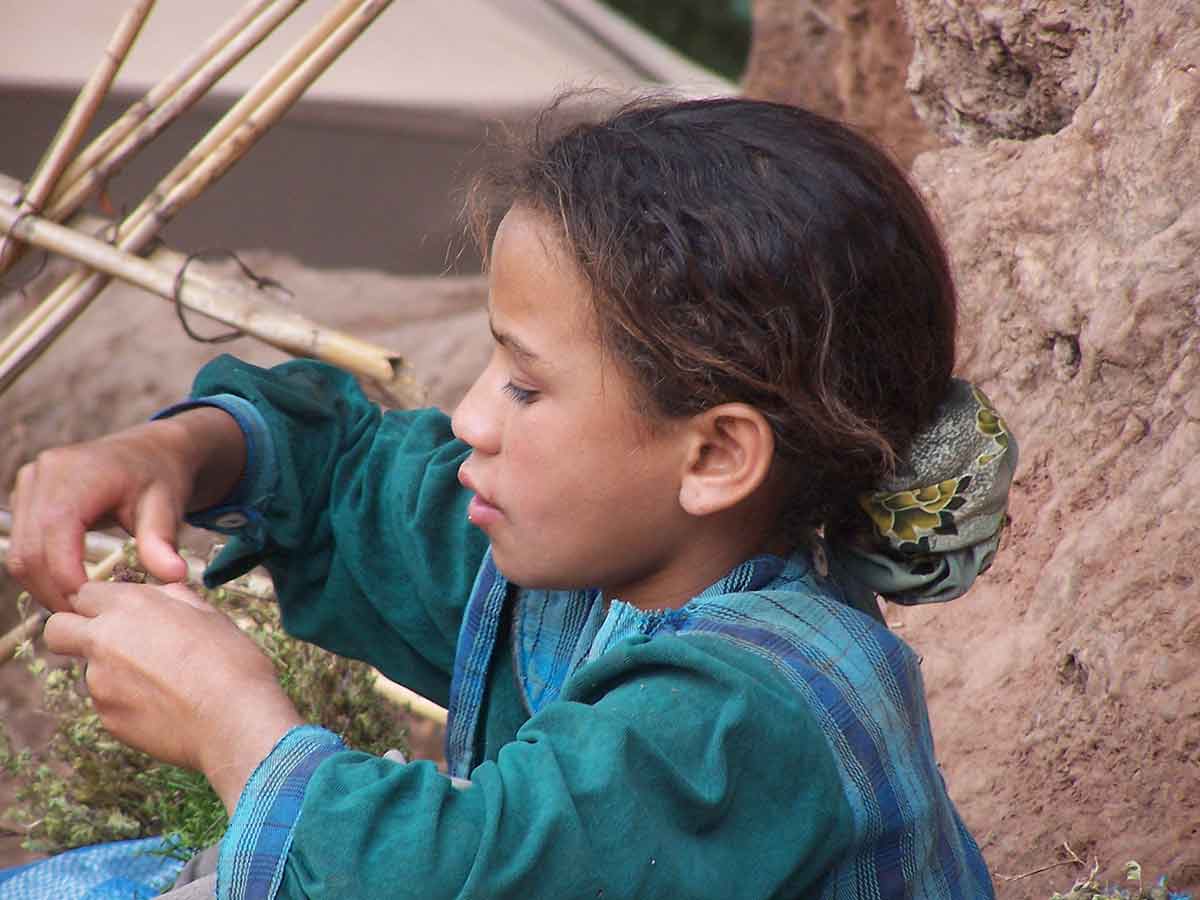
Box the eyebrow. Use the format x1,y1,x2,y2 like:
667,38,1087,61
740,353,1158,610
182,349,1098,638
489,319,543,366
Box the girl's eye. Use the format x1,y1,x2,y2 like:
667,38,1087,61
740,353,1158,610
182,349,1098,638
502,381,539,405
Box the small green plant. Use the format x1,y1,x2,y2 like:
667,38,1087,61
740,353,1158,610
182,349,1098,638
1049,859,1191,900
0,575,410,860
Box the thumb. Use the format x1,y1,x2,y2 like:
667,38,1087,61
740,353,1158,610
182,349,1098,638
133,486,188,584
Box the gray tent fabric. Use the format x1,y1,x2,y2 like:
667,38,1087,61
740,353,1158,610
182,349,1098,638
0,0,730,120
0,1,732,274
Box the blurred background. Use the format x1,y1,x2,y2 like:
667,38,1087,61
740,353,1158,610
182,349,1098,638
0,0,744,275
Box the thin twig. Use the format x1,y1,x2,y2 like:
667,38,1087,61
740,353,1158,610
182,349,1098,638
0,611,48,665
0,820,35,837
0,0,155,275
996,841,1088,882
0,515,444,723
86,545,130,583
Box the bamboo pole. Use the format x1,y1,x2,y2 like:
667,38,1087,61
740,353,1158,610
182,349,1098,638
0,0,360,365
46,0,308,229
0,199,415,397
372,674,449,726
0,0,155,275
56,0,298,192
0,0,394,396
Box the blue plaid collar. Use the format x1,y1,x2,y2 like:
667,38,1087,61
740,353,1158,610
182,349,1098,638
444,550,815,777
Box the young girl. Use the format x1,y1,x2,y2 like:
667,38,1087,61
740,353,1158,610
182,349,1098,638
8,97,1014,899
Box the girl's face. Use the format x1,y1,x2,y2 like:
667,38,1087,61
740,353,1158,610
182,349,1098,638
452,207,697,606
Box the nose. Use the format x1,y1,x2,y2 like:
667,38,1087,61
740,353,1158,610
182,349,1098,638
451,355,501,455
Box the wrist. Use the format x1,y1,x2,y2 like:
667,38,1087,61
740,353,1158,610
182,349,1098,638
203,696,304,815
150,407,247,511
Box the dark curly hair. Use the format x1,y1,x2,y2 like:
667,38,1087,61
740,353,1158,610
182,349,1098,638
467,96,957,532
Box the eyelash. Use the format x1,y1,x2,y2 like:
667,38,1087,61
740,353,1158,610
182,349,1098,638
502,381,539,405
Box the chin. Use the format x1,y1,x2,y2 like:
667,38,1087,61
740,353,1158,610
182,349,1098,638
490,548,586,592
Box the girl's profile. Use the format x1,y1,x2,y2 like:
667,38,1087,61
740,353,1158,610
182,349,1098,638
7,96,1015,899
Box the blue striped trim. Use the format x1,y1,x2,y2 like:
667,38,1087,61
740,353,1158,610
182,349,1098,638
444,549,509,778
217,725,345,900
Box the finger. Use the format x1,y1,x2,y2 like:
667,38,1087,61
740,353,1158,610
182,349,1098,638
132,485,187,584
41,515,90,601
158,582,213,611
73,580,146,618
5,464,34,583
8,463,85,613
42,611,93,658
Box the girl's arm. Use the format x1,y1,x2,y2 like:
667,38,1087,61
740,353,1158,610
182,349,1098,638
216,635,861,900
173,354,488,706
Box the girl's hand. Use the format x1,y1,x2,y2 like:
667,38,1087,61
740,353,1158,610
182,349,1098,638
43,581,304,813
7,407,246,613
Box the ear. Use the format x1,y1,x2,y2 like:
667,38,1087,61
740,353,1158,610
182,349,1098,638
678,403,776,517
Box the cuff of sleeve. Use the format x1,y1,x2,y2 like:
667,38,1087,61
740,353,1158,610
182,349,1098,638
152,394,278,586
216,725,346,900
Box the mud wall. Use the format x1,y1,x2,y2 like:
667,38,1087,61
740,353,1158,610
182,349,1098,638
748,1,1199,894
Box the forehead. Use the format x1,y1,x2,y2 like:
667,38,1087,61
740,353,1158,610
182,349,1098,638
488,207,596,340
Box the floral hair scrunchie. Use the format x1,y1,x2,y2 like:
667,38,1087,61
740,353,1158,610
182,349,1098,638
830,378,1018,605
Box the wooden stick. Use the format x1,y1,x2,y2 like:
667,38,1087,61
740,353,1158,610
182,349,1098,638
100,0,363,255
0,0,348,367
372,674,448,725
995,841,1088,882
0,611,47,665
0,0,395,397
48,0,307,227
0,199,418,401
0,544,127,664
0,0,155,275
56,0,295,191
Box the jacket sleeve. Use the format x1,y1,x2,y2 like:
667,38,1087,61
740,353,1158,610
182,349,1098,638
216,634,857,900
170,354,488,705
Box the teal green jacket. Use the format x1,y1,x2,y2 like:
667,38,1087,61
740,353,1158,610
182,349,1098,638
169,355,994,900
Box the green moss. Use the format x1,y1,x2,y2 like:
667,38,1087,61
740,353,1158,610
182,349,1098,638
0,582,409,859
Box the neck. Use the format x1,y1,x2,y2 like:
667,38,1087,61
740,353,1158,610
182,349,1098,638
604,515,781,611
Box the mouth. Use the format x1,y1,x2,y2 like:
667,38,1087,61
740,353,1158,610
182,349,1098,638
458,463,503,528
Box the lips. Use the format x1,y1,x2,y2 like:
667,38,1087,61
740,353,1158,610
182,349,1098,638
458,463,503,527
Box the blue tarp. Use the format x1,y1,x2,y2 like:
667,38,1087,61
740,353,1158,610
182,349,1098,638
0,837,184,899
